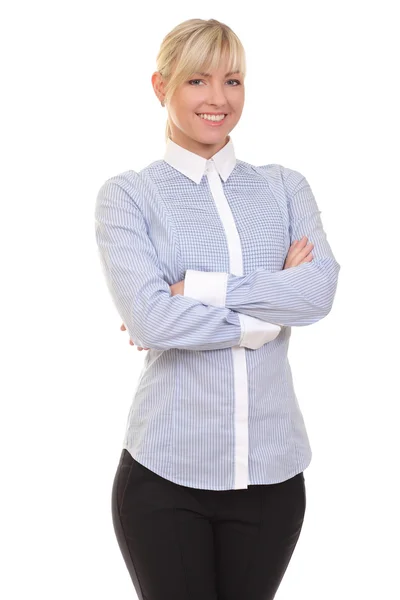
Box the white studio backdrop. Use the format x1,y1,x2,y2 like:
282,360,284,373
1,1,399,599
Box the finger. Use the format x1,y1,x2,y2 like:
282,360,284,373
288,236,308,258
294,236,308,248
299,242,314,255
121,323,126,331
129,340,134,345
285,239,313,268
290,236,307,250
293,239,313,258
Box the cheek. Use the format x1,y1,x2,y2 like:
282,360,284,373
172,103,199,123
174,90,199,112
232,103,244,119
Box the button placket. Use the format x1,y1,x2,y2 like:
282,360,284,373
202,155,250,489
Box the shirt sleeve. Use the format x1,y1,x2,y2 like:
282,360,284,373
94,177,281,351
183,167,341,327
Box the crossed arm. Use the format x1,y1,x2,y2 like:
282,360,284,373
96,168,340,352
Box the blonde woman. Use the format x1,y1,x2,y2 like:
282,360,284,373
95,17,340,600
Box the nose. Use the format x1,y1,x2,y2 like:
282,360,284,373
207,82,229,106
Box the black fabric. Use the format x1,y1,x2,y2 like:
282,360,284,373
112,448,306,600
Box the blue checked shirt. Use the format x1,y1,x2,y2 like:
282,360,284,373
94,136,340,490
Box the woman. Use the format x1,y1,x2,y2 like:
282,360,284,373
94,17,340,600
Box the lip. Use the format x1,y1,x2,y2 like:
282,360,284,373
196,113,228,127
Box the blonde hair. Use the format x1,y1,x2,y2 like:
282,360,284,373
155,18,247,143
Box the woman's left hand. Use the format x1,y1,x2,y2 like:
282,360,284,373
169,280,185,297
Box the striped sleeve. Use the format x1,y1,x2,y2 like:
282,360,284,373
94,177,279,351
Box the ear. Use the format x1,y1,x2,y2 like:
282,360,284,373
151,71,166,105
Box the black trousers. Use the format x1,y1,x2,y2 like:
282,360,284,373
112,449,306,600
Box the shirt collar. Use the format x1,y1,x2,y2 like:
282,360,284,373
163,136,237,184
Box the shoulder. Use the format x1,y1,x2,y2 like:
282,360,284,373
97,169,139,196
96,163,162,208
238,160,308,199
99,159,176,196
256,163,308,194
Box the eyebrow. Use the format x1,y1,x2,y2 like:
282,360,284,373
194,71,241,77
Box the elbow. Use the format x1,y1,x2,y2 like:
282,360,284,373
122,303,155,350
128,325,167,351
129,315,172,351
317,259,341,318
139,333,167,351
130,297,173,351
125,322,152,351
129,316,164,350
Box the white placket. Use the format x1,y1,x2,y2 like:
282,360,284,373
205,159,250,490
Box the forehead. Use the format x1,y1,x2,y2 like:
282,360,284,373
191,48,242,76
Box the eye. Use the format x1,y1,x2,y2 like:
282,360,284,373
188,79,242,86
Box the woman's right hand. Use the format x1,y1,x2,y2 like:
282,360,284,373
121,237,314,350
284,236,314,269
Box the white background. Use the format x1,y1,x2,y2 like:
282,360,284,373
2,1,399,598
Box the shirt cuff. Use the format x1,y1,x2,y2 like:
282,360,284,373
183,269,281,349
238,314,282,349
183,270,228,307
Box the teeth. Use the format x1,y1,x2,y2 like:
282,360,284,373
198,113,226,121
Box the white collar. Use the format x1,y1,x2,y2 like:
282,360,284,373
163,136,237,184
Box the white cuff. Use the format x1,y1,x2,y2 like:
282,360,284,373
238,314,282,349
183,270,228,307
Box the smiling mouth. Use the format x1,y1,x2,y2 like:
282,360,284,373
195,114,228,123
